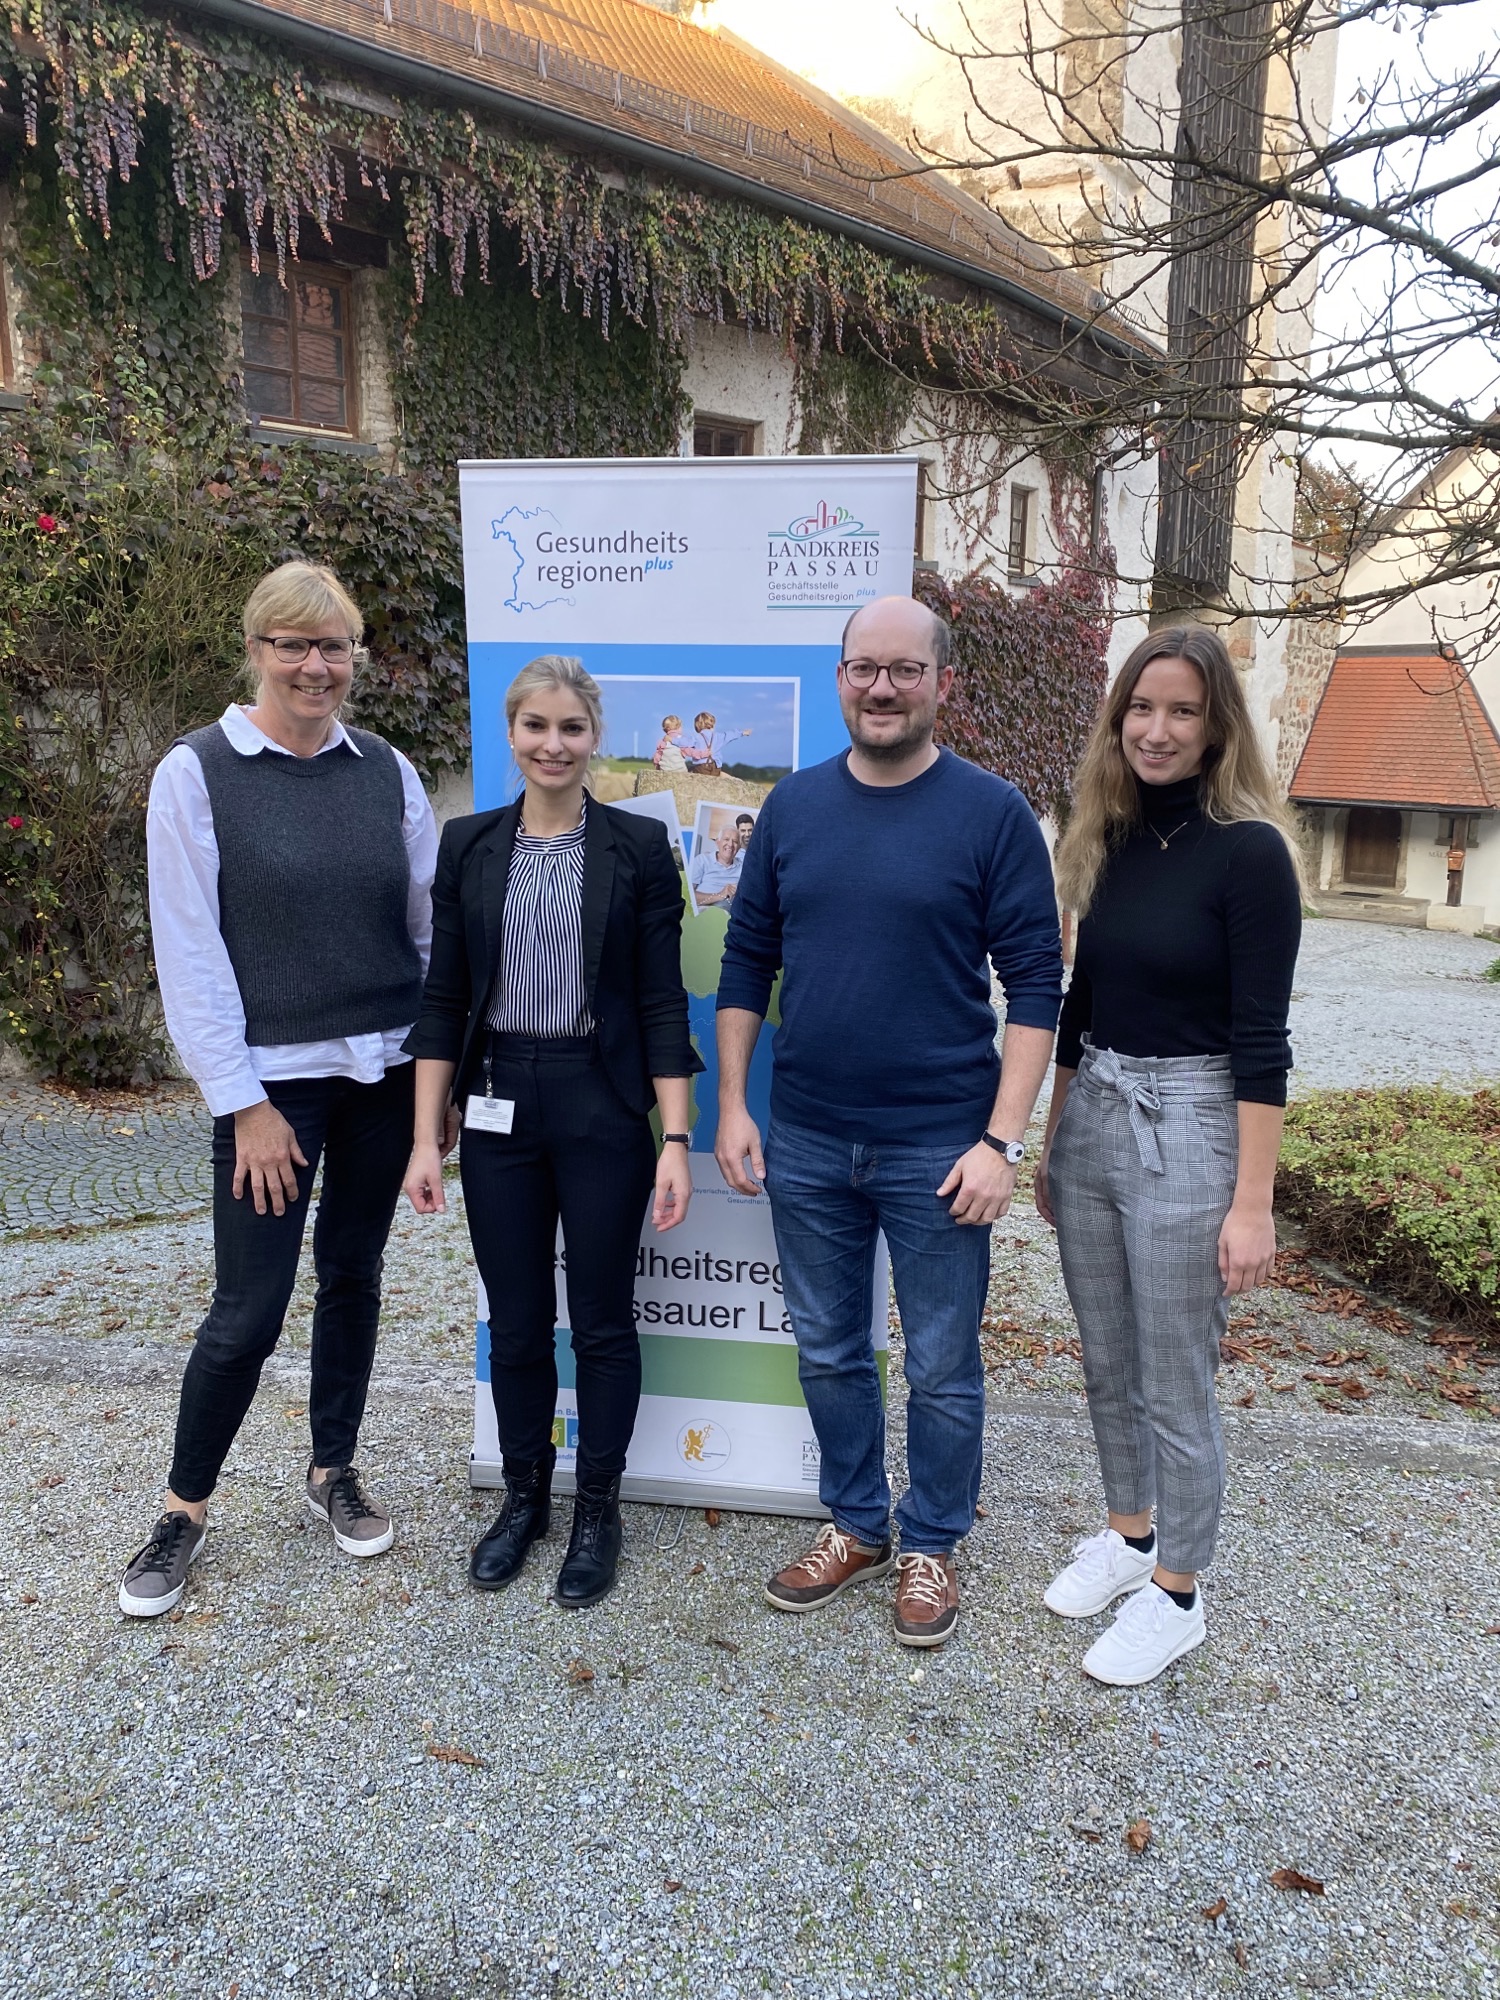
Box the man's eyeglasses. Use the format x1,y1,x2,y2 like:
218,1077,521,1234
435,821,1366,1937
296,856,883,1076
253,635,360,664
840,657,932,691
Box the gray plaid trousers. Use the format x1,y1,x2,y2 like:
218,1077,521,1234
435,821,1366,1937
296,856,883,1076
1048,1041,1238,1574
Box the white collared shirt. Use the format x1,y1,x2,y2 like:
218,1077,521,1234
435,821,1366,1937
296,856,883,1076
147,704,438,1117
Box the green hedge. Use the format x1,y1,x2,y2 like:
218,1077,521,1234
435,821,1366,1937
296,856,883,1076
1276,1086,1500,1336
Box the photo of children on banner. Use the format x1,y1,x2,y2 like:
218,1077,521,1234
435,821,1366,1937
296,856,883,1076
593,676,796,828
688,801,760,915
652,711,750,778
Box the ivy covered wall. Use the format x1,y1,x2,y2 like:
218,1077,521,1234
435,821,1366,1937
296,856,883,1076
0,0,1117,1083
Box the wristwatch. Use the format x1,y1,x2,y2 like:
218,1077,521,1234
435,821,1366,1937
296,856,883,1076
661,1132,691,1146
982,1134,1027,1164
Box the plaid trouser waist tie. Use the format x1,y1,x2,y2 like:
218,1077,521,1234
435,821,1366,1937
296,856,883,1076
1083,1046,1165,1174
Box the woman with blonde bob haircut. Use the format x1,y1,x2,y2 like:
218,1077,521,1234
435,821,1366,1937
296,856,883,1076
120,560,439,1616
1035,624,1301,1686
403,655,700,1609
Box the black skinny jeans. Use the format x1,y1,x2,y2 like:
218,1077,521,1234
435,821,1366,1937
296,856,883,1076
459,1036,656,1482
168,1064,414,1503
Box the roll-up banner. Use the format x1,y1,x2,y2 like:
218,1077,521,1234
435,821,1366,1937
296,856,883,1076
459,455,918,1514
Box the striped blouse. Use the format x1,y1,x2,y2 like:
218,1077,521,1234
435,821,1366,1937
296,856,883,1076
486,812,595,1037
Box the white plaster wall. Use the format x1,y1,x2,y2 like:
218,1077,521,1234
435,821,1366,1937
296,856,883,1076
1405,813,1500,929
677,320,800,454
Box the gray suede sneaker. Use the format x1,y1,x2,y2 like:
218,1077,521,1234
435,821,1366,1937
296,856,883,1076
305,1464,394,1557
118,1511,206,1618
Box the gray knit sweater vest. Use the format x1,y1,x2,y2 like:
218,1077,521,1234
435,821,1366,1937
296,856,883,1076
182,721,423,1047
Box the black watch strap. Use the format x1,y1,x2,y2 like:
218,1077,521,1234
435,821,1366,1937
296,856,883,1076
661,1132,691,1146
981,1133,1025,1161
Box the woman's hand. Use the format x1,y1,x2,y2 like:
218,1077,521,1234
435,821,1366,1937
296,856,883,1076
652,1142,693,1233
1034,1143,1056,1229
1218,1201,1277,1293
404,1140,447,1215
232,1099,308,1217
437,1102,462,1160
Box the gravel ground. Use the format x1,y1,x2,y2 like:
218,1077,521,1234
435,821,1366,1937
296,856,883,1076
1287,918,1498,1094
3,1189,1500,2000
2,915,1498,1997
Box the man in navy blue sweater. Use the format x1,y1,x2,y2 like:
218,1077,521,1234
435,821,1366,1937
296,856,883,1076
716,595,1062,1647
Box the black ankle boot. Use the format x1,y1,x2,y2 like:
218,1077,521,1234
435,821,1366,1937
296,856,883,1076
554,1474,623,1608
469,1450,554,1590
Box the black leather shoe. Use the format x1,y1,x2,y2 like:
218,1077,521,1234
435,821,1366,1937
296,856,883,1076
554,1474,623,1608
469,1451,554,1591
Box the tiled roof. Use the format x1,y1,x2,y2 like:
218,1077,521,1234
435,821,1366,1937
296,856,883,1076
1289,651,1500,811
219,0,1152,361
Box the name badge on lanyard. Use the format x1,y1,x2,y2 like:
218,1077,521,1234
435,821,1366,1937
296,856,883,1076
464,1094,514,1135
465,1049,514,1135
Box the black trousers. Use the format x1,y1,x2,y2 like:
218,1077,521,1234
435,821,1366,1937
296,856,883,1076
168,1064,415,1503
459,1036,656,1481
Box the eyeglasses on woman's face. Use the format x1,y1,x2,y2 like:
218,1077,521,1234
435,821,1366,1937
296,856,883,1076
254,634,360,664
839,657,932,692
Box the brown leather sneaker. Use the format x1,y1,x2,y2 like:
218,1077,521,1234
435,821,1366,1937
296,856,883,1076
765,1523,893,1612
893,1552,959,1648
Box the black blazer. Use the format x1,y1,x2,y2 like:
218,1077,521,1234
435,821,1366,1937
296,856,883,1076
404,793,702,1116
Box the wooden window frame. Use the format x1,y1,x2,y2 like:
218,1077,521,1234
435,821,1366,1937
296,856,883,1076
693,415,756,458
1007,484,1037,582
914,459,934,563
0,258,14,390
240,256,359,437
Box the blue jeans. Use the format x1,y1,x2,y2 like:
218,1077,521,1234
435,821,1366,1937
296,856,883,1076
764,1118,992,1554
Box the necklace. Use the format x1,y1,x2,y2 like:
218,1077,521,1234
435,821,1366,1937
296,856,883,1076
1153,818,1194,852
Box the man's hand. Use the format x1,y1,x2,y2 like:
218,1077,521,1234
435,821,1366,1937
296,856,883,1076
1218,1201,1276,1293
232,1099,308,1217
937,1142,1018,1226
715,1105,765,1195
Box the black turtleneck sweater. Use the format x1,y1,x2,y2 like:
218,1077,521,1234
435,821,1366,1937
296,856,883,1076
1055,775,1301,1105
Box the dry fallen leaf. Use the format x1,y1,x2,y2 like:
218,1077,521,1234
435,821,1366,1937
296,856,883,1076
974,1505,989,1519
686,1562,705,1578
19,1593,38,1606
1233,1942,1248,1969
566,1659,595,1685
100,1315,125,1332
663,1879,683,1893
1070,1823,1104,1844
1270,1867,1324,1895
37,1474,65,1490
1125,1819,1152,1854
427,1743,487,1769
1201,1896,1228,1920
707,1635,740,1654
704,1508,721,1527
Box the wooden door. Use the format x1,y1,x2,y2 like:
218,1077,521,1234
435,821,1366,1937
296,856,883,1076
1343,807,1402,888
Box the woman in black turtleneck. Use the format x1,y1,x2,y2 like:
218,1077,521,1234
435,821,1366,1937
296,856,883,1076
1034,625,1301,1688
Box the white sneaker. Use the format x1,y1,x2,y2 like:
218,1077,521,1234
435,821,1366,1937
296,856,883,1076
1081,1581,1206,1686
1043,1527,1156,1618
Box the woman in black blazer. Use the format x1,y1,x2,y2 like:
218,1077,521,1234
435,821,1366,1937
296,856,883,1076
403,656,701,1608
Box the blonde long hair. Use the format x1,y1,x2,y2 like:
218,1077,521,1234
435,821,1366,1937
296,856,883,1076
1055,625,1303,916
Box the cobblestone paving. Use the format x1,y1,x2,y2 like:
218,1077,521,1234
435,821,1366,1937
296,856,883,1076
0,916,1494,1238
0,1082,212,1237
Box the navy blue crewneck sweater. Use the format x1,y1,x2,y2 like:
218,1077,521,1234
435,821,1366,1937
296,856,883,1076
1055,774,1301,1104
717,748,1063,1145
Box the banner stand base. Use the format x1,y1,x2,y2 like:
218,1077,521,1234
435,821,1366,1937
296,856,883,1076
470,1455,830,1521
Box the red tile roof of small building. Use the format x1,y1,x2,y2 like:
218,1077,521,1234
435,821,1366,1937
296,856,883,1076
1289,650,1500,811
